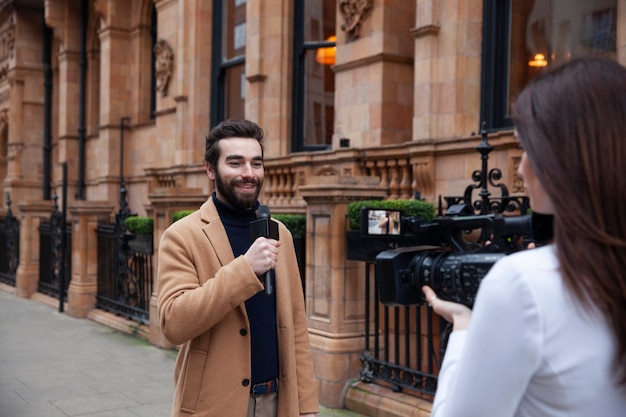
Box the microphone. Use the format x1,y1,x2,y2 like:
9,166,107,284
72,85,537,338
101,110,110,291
250,205,279,295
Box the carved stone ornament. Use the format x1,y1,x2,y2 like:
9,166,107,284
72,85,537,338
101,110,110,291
0,15,16,61
153,39,174,97
339,0,374,40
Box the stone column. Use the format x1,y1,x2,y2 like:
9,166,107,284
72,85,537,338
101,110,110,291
299,175,386,407
333,0,416,148
66,202,114,318
146,187,206,349
412,0,483,140
14,200,53,298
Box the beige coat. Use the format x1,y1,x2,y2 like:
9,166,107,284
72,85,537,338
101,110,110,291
157,198,319,416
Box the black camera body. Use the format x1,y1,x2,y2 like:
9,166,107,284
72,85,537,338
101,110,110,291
363,207,552,308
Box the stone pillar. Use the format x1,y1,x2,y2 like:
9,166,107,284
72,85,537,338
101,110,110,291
412,0,483,140
14,200,53,298
300,176,386,407
66,202,114,318
333,0,416,148
146,187,206,348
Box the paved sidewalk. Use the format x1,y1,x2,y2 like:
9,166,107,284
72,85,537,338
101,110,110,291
0,289,367,417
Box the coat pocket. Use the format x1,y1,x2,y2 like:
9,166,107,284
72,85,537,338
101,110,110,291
180,348,208,413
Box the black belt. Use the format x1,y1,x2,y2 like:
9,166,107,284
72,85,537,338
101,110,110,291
251,378,278,397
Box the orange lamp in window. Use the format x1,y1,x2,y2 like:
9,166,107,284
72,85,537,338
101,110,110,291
528,53,548,67
315,36,336,65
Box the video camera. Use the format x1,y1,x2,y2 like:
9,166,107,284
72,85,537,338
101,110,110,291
362,206,553,308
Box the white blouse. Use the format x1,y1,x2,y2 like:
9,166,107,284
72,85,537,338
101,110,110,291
431,245,626,417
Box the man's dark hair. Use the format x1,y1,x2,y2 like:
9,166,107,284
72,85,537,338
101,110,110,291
204,119,265,168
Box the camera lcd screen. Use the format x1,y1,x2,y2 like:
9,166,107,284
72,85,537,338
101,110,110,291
366,209,402,236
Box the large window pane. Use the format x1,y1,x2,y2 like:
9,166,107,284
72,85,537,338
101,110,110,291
211,0,246,126
292,0,335,152
224,1,246,60
225,64,245,120
481,0,617,130
509,0,616,113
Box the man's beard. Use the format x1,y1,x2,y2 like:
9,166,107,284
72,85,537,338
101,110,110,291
214,170,262,210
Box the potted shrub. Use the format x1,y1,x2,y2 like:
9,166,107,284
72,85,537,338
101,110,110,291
124,216,154,254
346,199,436,262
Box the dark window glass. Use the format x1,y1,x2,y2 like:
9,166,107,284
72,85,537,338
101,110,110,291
292,0,336,152
150,6,157,119
211,0,246,127
481,0,617,131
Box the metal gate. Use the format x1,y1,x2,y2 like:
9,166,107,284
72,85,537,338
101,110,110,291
38,194,71,301
0,195,19,286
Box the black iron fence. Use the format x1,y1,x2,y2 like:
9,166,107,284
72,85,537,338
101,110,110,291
0,198,19,286
38,220,72,298
360,261,443,397
38,190,71,301
96,224,153,324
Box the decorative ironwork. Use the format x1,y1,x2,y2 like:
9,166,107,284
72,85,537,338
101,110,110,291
96,223,153,324
115,117,140,311
38,193,71,302
0,193,19,285
50,194,64,289
443,122,530,216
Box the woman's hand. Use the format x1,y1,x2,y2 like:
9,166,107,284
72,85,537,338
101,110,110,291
422,286,473,331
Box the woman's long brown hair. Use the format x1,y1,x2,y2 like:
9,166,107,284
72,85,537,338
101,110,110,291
512,56,626,387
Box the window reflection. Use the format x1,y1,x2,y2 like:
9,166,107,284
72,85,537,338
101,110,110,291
508,0,616,117
301,0,335,149
223,0,246,120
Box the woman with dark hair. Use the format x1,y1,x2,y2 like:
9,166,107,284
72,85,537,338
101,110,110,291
423,56,626,416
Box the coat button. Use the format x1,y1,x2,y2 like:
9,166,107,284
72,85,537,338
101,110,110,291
240,328,248,336
242,378,250,387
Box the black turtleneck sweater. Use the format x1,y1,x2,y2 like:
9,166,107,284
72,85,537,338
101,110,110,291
212,193,279,386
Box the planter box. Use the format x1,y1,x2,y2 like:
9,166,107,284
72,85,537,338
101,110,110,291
125,233,154,254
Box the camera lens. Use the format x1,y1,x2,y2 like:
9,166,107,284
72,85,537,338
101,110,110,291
412,252,506,307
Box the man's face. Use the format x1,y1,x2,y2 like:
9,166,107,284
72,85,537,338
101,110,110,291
205,137,264,210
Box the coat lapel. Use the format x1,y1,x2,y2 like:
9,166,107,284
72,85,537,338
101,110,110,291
199,198,235,266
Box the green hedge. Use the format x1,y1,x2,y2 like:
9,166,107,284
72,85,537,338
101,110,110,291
124,216,154,235
172,210,195,223
272,213,306,238
170,210,305,237
347,199,436,230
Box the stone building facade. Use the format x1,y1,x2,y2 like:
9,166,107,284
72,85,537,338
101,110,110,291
0,0,623,415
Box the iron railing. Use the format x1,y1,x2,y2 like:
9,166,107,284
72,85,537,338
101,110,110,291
38,193,71,300
38,221,71,298
0,195,19,286
96,224,153,324
360,261,445,397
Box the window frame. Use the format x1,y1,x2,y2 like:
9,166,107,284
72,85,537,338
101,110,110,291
210,0,246,128
291,0,335,153
150,6,157,120
480,0,514,132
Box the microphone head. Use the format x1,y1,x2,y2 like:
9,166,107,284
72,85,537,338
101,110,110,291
257,205,270,219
